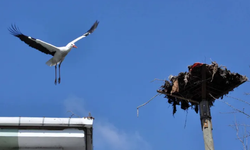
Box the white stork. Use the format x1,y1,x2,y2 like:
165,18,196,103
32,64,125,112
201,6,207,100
9,20,99,85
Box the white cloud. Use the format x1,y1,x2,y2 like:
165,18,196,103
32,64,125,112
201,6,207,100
63,95,151,150
63,95,87,116
94,121,151,150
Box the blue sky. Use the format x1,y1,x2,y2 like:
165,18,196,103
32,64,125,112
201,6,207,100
0,0,250,149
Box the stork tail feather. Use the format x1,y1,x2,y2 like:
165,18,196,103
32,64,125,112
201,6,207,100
46,58,58,67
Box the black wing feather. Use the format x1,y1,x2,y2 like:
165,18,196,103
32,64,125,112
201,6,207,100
85,20,99,36
8,24,56,56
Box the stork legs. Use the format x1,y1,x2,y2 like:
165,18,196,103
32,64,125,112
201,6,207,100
54,62,62,85
58,62,62,84
55,65,57,85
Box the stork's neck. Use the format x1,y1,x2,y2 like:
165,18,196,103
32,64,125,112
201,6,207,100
65,43,74,49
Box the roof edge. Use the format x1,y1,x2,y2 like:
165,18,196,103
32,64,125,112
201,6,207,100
0,117,93,128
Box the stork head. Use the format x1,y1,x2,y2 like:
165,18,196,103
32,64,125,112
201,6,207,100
67,43,77,49
72,43,77,48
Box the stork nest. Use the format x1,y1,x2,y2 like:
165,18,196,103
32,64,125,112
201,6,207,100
157,62,248,115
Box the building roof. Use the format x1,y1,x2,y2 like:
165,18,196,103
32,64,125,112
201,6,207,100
0,117,93,128
0,117,94,150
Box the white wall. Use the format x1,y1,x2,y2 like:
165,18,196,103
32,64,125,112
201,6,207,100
0,128,85,149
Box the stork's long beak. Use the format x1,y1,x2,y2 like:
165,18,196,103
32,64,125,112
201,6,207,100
73,45,77,48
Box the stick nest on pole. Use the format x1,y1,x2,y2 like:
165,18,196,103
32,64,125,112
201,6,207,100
157,61,248,115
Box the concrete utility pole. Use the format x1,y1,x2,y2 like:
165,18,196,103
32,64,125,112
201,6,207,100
199,64,215,150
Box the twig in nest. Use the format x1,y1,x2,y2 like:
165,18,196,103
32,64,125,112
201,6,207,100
219,65,227,69
184,110,188,129
137,93,161,117
150,78,166,83
211,61,218,82
158,90,199,104
194,77,211,85
184,74,189,86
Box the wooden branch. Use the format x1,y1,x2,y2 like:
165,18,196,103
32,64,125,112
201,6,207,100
137,93,161,117
233,118,247,150
209,93,250,118
150,78,166,83
67,110,81,118
229,124,250,128
226,95,250,106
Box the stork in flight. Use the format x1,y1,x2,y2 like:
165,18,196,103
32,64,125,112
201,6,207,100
8,20,99,85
